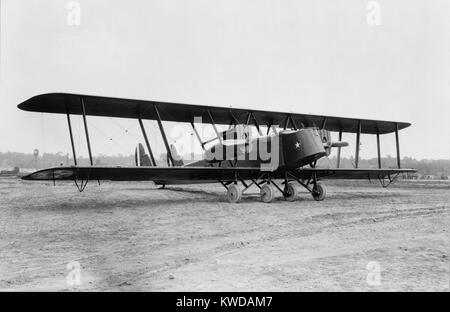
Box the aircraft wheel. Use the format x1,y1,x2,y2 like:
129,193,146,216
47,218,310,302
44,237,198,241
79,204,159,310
312,182,326,201
284,182,298,202
227,184,242,203
260,183,276,203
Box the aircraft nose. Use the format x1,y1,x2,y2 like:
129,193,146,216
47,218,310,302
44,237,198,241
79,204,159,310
281,129,327,167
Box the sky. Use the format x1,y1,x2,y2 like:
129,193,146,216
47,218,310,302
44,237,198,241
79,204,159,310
0,0,449,160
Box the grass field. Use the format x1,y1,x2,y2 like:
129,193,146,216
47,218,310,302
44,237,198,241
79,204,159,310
0,177,449,291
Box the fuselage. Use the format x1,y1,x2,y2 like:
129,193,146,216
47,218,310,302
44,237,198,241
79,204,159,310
188,128,330,170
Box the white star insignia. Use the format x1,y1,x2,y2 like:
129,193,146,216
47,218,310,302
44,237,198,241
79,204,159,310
295,141,301,149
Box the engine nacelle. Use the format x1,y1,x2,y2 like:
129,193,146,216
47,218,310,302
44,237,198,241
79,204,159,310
279,129,327,167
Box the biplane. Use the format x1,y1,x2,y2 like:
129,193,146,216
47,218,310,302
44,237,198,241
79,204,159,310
18,93,416,203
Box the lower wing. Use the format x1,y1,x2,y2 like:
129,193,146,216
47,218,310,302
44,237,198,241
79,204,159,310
22,166,416,184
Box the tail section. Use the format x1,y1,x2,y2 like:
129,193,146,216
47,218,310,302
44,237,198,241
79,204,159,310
135,143,152,166
170,144,184,166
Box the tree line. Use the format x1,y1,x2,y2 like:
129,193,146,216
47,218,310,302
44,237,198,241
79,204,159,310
1,151,449,179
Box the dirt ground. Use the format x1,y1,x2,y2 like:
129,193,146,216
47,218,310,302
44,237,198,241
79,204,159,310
0,177,448,291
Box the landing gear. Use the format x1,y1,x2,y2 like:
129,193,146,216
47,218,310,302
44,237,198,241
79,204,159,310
260,183,276,203
220,170,327,203
283,182,298,202
227,183,242,203
312,182,326,201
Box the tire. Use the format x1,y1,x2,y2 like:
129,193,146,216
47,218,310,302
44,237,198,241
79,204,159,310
312,182,326,201
227,184,242,203
260,183,276,203
284,182,298,202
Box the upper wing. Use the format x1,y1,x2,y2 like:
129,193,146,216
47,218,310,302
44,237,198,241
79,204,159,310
18,93,410,134
22,166,416,182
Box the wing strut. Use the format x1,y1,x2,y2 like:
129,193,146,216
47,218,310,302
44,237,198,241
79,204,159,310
321,117,327,129
250,112,263,135
355,120,361,168
282,115,298,130
289,116,298,130
283,116,290,130
138,117,157,166
154,104,174,166
190,121,206,151
376,130,382,169
207,109,222,143
336,128,342,168
81,97,93,166
266,122,278,135
395,122,401,168
228,110,240,127
245,113,251,126
65,102,77,166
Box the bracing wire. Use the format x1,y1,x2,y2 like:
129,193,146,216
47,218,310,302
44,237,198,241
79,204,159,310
88,121,134,156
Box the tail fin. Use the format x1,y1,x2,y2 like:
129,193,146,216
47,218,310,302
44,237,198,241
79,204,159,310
135,143,152,166
170,144,184,166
